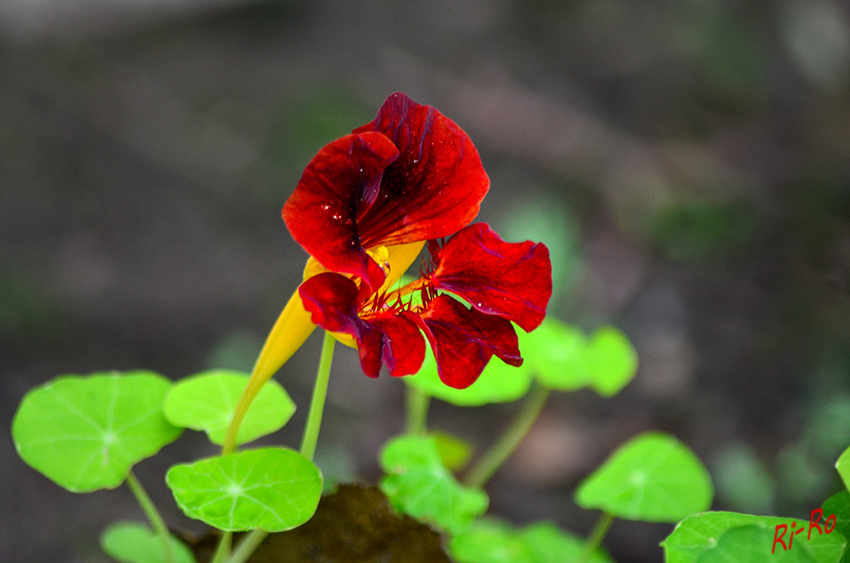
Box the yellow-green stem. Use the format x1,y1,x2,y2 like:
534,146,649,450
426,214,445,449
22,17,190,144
581,512,614,562
300,330,336,461
229,529,268,563
463,383,551,489
125,471,174,563
209,532,231,563
405,384,430,435
224,331,336,563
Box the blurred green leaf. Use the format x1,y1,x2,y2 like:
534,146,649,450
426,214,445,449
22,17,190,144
405,348,533,406
575,432,713,522
166,447,322,532
450,519,535,563
431,431,474,472
12,371,182,492
522,319,637,396
449,519,614,563
584,327,639,396
379,435,488,534
163,370,295,446
521,318,590,391
100,521,196,563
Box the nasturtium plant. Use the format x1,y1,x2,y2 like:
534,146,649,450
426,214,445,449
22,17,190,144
575,432,713,522
661,511,846,563
450,519,614,563
163,370,295,446
406,348,533,407
379,434,488,534
166,447,322,532
11,371,182,492
100,521,196,563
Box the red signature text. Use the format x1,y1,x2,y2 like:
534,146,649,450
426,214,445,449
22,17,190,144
772,509,837,553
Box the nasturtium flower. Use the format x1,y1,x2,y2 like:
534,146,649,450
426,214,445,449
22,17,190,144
253,92,552,390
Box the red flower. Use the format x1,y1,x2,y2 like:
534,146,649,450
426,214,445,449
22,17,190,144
299,223,551,388
254,92,552,389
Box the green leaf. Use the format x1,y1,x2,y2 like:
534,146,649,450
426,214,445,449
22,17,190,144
584,327,638,396
379,435,488,534
522,319,637,396
449,519,614,563
575,432,713,522
661,511,846,563
100,521,196,563
11,371,182,492
405,348,533,406
836,445,850,493
163,370,295,446
431,431,474,472
521,318,590,391
822,490,850,543
522,521,615,563
166,447,322,532
449,519,536,563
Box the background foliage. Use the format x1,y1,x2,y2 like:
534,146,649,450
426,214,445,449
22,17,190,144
3,0,850,561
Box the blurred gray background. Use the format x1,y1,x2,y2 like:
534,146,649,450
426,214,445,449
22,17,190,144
3,0,850,561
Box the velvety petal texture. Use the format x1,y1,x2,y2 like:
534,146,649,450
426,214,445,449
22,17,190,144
430,223,552,332
415,296,522,389
283,92,489,291
299,273,426,378
283,132,398,291
353,93,490,248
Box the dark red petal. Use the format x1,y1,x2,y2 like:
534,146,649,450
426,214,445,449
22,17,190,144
352,92,490,248
283,132,398,291
430,223,552,332
298,272,425,378
415,296,522,389
371,312,426,377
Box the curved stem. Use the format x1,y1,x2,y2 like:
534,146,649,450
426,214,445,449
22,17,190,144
209,532,231,563
229,529,268,563
125,471,174,563
224,331,336,563
300,330,336,461
581,512,614,562
405,384,430,436
463,383,551,489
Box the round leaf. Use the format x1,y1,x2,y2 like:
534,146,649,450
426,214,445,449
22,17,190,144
379,435,488,534
166,447,322,532
100,521,196,563
575,432,713,522
12,371,182,492
449,519,614,563
662,511,846,563
835,444,850,492
163,370,295,446
521,318,590,391
822,490,850,541
584,327,638,396
405,348,533,406
450,519,535,563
